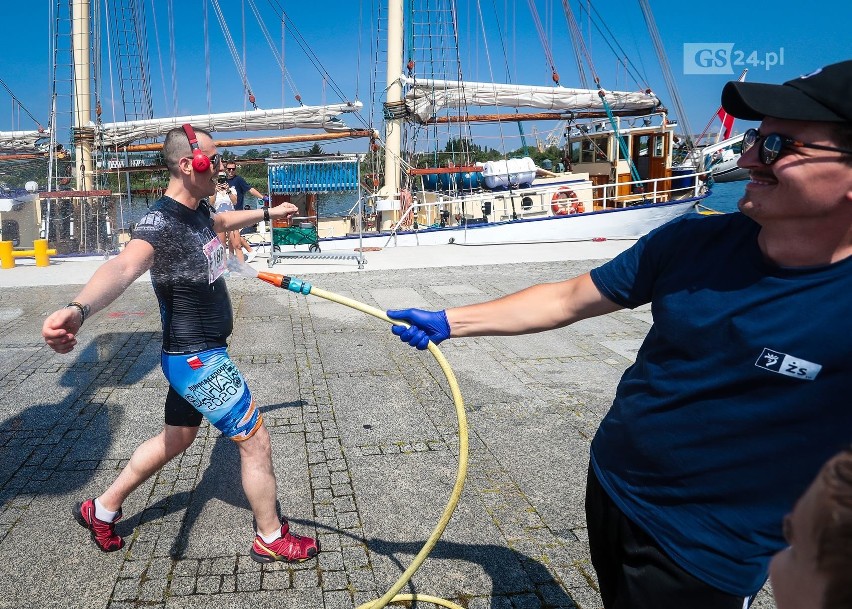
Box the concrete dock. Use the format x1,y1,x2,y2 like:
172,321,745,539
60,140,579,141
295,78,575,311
0,241,775,608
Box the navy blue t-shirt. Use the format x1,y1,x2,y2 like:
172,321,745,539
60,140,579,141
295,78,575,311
132,196,233,352
589,212,852,596
226,174,252,210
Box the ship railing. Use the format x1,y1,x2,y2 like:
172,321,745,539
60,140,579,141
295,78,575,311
359,167,708,237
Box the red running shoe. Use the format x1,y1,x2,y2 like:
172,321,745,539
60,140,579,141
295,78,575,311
73,499,125,552
251,520,319,563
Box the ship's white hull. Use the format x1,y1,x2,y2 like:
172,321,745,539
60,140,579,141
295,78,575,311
315,196,701,250
711,158,749,183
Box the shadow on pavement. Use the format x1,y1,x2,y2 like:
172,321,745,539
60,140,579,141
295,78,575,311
115,399,306,557
289,518,580,609
0,332,159,502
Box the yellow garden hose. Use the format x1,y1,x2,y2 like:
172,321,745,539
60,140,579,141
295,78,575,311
257,272,469,609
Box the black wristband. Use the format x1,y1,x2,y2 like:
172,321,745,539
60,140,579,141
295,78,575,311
263,207,270,222
66,301,90,325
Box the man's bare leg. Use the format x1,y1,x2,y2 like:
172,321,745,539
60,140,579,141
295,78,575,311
237,424,279,536
98,424,199,512
238,423,319,563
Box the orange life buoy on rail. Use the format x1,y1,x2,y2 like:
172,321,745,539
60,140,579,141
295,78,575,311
551,188,582,215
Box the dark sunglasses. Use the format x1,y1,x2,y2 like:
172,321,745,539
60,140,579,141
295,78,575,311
225,166,237,171
742,128,852,165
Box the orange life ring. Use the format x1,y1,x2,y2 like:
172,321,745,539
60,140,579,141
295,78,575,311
551,188,581,215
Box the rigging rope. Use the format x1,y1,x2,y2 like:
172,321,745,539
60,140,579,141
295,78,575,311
263,0,358,110
0,80,45,130
149,0,169,115
203,1,212,115
574,1,652,92
209,0,257,108
447,0,476,164
355,0,363,103
473,0,509,156
246,0,303,106
559,0,588,89
598,88,641,185
167,0,179,115
558,0,599,84
526,0,560,85
242,0,247,112
133,0,155,120
637,0,694,149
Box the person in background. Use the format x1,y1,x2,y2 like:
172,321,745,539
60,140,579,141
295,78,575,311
225,160,264,260
225,161,266,210
42,124,319,564
212,170,250,263
770,447,852,609
385,60,852,608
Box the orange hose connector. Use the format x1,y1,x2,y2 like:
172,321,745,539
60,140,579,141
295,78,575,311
256,271,285,288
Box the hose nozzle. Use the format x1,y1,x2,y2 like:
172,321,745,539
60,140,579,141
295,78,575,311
256,271,286,288
256,271,312,295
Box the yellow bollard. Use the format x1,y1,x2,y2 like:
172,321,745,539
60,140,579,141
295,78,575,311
0,240,57,269
0,241,13,269
33,239,51,267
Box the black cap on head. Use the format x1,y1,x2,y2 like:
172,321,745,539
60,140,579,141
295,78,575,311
721,60,852,123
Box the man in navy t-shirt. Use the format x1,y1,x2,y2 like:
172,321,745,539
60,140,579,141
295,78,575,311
224,160,266,254
383,60,852,608
225,161,266,210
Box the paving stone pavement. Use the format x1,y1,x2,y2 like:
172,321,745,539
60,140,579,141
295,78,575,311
0,260,776,608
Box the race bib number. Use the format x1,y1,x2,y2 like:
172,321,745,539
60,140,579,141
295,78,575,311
203,236,226,283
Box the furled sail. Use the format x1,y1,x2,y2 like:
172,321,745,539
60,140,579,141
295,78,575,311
401,76,661,122
0,129,51,151
96,102,363,147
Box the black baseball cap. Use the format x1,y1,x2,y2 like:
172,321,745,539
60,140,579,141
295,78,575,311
721,60,852,123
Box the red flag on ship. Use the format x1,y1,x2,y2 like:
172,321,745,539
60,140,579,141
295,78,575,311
716,107,735,140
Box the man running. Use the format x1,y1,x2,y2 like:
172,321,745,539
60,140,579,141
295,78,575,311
43,124,319,564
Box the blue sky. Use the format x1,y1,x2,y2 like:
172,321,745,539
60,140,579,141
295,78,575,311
2,0,850,147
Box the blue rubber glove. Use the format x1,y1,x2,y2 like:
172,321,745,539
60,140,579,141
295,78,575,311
386,308,451,350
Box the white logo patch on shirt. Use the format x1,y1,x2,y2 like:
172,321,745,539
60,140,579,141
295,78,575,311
755,348,821,381
134,210,165,231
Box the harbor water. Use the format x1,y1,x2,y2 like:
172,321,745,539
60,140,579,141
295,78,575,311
699,180,747,214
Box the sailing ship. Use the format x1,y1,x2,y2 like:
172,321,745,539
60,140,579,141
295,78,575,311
680,70,749,185
0,0,710,258
0,0,371,256
264,0,710,254
703,134,748,183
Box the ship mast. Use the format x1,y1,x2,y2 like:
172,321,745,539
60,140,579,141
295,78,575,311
381,0,403,198
71,0,94,192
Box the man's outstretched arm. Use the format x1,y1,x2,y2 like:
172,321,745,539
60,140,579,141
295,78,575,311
388,273,622,349
42,239,154,353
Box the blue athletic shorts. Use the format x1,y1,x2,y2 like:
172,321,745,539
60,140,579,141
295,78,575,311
160,347,262,441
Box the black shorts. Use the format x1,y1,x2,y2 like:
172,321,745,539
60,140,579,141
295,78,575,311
585,464,754,609
164,386,203,427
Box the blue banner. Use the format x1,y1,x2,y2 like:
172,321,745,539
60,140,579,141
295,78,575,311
268,159,359,194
